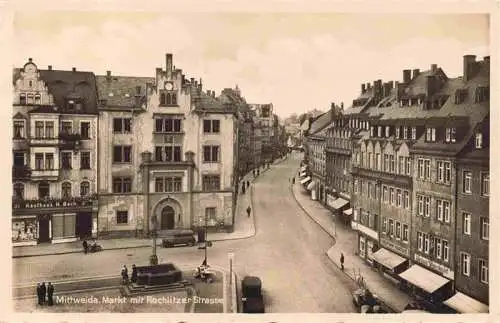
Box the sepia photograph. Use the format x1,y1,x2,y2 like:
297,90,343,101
5,1,496,321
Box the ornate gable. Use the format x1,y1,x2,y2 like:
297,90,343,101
13,59,54,106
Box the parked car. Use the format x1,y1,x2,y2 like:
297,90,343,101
161,229,196,248
241,276,265,313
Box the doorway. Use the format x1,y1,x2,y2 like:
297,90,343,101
38,215,51,243
161,206,175,230
76,212,93,239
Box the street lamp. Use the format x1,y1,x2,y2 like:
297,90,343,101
150,214,159,265
203,211,208,265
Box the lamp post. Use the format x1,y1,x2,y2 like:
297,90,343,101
204,211,208,265
150,214,159,265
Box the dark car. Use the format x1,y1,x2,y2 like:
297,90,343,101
161,229,196,248
241,276,265,313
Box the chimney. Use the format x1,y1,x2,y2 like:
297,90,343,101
374,79,383,97
72,67,76,72
166,53,173,72
207,90,211,96
395,81,402,101
366,82,371,90
199,78,203,91
403,69,411,83
431,64,438,73
484,56,490,63
341,102,344,110
463,55,477,81
211,91,215,98
425,75,437,97
383,82,391,97
412,69,420,79
48,65,52,70
388,81,394,89
361,83,366,94
28,58,33,63
106,70,111,80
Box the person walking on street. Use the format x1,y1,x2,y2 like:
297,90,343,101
252,169,256,177
292,177,295,184
121,265,129,284
340,252,345,271
47,282,54,306
82,239,88,254
241,182,245,195
36,283,42,305
246,206,251,217
246,180,250,188
131,264,138,284
40,282,47,305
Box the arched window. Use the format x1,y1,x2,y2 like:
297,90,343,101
166,93,172,105
38,181,50,199
61,182,72,199
160,93,166,105
34,93,41,104
13,183,24,199
171,93,177,105
80,181,90,197
19,93,26,105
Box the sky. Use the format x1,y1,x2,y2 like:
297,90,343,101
13,11,489,118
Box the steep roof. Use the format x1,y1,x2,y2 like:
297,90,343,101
309,110,332,135
96,75,154,109
193,91,236,114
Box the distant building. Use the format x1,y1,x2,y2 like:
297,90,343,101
250,103,274,163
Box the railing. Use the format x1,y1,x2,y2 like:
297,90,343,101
12,195,98,209
12,165,32,180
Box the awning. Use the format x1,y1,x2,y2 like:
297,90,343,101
300,171,307,177
399,265,450,294
300,165,308,172
343,208,353,216
330,198,349,210
372,248,407,270
300,176,311,185
306,181,316,191
443,292,489,313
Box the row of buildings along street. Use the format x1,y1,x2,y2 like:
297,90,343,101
12,54,288,246
300,54,489,312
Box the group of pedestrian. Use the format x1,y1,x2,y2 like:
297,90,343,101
82,239,100,254
121,264,138,285
36,282,54,306
241,180,250,195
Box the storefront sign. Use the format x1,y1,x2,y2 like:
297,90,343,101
326,194,336,208
357,223,379,241
414,253,454,280
380,238,410,257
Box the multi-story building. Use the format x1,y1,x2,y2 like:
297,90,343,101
251,103,274,163
251,109,263,168
304,110,332,202
12,59,99,246
96,54,238,237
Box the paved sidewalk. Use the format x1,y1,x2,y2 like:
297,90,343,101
12,156,289,259
291,177,414,313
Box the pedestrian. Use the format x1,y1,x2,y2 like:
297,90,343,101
257,169,260,176
131,264,137,284
252,169,255,177
82,239,88,254
246,206,251,217
340,252,345,271
246,180,250,188
36,282,42,305
40,282,47,305
292,177,295,184
47,282,54,306
241,183,246,195
121,265,129,284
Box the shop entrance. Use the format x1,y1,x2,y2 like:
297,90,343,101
76,212,93,239
161,206,175,230
38,215,51,243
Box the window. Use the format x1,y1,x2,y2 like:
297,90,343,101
443,240,449,262
155,118,182,133
445,128,456,143
38,181,50,198
463,171,472,193
417,195,424,216
395,222,401,239
390,188,395,205
424,159,431,180
425,127,436,142
417,159,424,179
155,176,182,192
462,212,471,235
34,121,43,138
423,234,430,254
61,121,72,134
405,157,411,175
80,181,90,196
116,211,128,224
424,196,431,217
475,132,483,149
481,173,489,196
385,126,390,137
202,175,221,191
388,219,394,236
13,120,25,138
13,152,25,166
383,186,388,203
80,122,90,139
395,126,400,138
205,207,217,222
113,146,132,163
443,200,450,223
376,153,381,170
19,93,26,105
368,183,373,199
411,127,416,140
61,151,72,169
437,161,444,182
13,183,24,199
461,252,471,276
480,217,489,240
112,177,132,193
354,179,358,193
155,146,182,162
382,217,387,233
113,118,132,133
389,155,395,173
436,199,443,221
403,191,410,209
444,162,451,184
398,156,404,175
383,154,389,172
80,151,90,169
203,145,220,163
35,153,44,170
45,153,54,169
377,126,382,137
45,121,54,138
203,119,220,133
396,189,402,207
61,182,72,199
417,232,423,251
368,152,373,169
479,259,488,284
402,224,409,242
